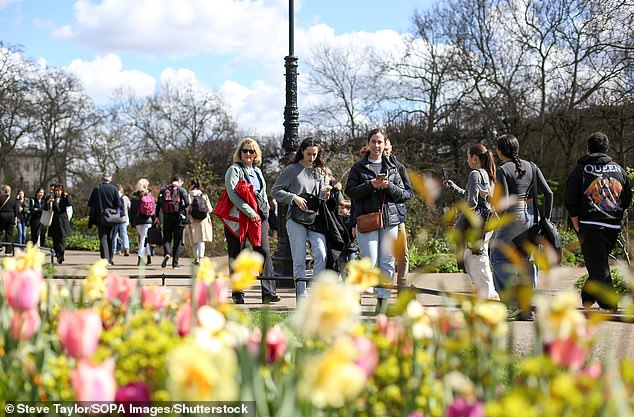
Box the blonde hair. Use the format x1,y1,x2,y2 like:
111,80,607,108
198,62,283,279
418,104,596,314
1,185,10,195
232,138,262,165
136,178,149,194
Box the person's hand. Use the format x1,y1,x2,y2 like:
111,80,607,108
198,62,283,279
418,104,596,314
292,195,309,212
250,213,260,222
478,187,489,199
351,227,356,239
154,218,161,227
371,178,389,189
443,179,454,188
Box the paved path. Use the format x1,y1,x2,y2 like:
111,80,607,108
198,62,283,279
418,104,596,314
9,248,634,360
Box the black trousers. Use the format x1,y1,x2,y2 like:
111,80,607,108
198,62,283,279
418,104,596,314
0,216,14,254
579,224,620,309
52,235,66,262
162,214,184,266
30,218,46,246
98,224,114,262
224,221,276,298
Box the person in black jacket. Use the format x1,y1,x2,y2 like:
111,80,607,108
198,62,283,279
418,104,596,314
0,185,18,255
155,174,190,270
345,128,406,313
564,132,632,311
29,188,47,246
47,184,72,264
88,173,121,266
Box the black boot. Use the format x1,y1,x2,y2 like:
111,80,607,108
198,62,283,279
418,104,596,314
137,256,142,266
147,255,152,265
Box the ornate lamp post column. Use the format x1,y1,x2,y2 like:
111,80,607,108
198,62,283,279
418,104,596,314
272,0,299,280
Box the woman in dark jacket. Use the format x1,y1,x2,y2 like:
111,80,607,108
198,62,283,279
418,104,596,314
47,184,72,264
15,190,28,246
130,178,155,266
345,128,406,312
29,188,46,246
0,185,18,255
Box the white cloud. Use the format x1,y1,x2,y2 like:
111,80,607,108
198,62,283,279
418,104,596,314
220,79,284,135
0,0,21,10
66,54,156,99
159,67,201,88
58,0,289,62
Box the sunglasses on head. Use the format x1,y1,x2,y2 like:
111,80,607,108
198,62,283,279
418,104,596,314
241,149,256,154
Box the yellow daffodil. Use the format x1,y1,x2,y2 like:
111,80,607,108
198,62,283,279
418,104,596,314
230,250,263,292
474,301,507,327
167,341,238,401
409,170,442,207
345,258,388,291
535,292,587,342
196,258,217,283
2,242,45,272
297,337,367,408
82,259,111,302
293,271,361,339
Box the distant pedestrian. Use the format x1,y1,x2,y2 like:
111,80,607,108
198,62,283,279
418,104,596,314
47,184,72,264
564,132,632,311
129,178,155,266
0,185,18,255
88,173,121,266
111,184,131,257
155,175,190,270
187,178,213,265
29,188,47,246
15,189,28,246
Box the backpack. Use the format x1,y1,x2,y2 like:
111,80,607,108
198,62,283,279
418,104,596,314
162,185,180,215
138,193,155,217
190,194,209,220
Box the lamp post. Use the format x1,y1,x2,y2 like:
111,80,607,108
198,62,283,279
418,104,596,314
272,0,299,280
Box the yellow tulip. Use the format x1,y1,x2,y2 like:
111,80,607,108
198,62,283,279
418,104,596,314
230,250,263,292
297,337,367,408
293,271,361,339
196,258,217,283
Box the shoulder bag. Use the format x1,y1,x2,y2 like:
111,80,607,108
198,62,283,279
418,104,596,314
98,185,125,226
512,163,562,263
356,198,384,234
289,181,321,226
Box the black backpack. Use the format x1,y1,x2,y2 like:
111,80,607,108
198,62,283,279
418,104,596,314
190,194,209,220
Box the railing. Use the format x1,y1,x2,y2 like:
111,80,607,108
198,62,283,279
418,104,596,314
0,241,55,265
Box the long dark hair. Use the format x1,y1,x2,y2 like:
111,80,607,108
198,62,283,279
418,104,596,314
469,144,496,182
290,137,325,169
496,134,526,178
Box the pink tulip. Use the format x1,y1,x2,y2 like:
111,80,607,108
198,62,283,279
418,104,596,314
3,269,43,311
10,309,41,340
548,337,587,370
115,381,151,404
447,398,484,417
105,272,133,305
583,362,602,379
265,325,287,363
353,336,379,377
70,359,116,402
175,302,192,336
210,279,229,305
194,281,210,308
58,309,103,359
406,412,428,417
141,286,171,311
247,328,262,356
376,314,404,345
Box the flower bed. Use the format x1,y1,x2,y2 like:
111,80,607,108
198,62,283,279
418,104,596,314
1,244,633,416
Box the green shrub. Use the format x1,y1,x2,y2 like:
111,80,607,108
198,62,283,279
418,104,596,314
574,268,633,295
409,233,459,273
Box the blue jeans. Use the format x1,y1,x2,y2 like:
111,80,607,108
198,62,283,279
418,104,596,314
111,220,130,254
286,218,327,296
489,205,538,293
356,224,398,299
16,218,27,245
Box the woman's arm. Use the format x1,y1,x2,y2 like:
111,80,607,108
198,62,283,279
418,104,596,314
225,165,258,218
271,165,299,205
536,166,553,219
344,164,374,200
463,171,480,209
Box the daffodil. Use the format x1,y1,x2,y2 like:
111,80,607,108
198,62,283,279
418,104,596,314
474,301,507,327
2,242,45,272
345,258,388,291
293,271,361,339
230,250,263,292
196,258,217,283
167,340,238,401
535,292,587,342
297,337,367,408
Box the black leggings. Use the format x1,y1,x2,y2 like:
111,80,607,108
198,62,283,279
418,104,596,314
579,225,620,309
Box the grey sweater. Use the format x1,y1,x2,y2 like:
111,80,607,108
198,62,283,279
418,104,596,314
271,163,325,211
448,168,492,211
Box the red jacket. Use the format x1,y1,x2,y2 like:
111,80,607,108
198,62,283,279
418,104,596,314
213,179,262,246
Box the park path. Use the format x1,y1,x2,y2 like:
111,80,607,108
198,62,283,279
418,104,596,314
18,249,634,360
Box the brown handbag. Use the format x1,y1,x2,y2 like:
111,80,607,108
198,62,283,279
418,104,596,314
356,199,384,233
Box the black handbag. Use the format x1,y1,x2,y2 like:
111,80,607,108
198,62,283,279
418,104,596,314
512,163,562,262
98,186,125,226
289,182,321,226
146,226,164,246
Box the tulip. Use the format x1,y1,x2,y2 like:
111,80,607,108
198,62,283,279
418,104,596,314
104,272,133,305
57,309,103,360
70,359,116,402
352,336,378,377
446,398,484,417
194,280,210,308
265,325,287,363
115,381,151,404
9,309,41,340
210,278,229,305
175,302,192,336
548,337,587,370
141,286,171,311
3,269,43,311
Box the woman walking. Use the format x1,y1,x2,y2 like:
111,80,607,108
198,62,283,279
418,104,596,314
272,137,329,298
47,184,72,264
15,190,28,246
489,134,553,294
188,178,213,265
0,185,18,255
29,188,46,246
445,144,499,300
345,128,406,312
129,179,155,266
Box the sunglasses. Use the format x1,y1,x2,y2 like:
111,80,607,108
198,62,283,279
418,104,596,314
241,149,256,154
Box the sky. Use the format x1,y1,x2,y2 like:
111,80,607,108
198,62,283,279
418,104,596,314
0,0,434,135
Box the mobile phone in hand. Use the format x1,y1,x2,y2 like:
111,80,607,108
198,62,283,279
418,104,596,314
377,173,387,181
442,168,450,181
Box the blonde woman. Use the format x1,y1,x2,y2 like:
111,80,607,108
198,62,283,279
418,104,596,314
129,178,156,266
188,178,213,265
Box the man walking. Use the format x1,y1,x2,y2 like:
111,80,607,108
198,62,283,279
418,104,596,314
88,173,121,266
155,175,190,269
564,132,632,311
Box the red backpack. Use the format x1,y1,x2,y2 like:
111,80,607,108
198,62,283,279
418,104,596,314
162,184,180,214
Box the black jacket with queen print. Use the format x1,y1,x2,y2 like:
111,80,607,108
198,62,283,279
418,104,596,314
564,153,632,227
